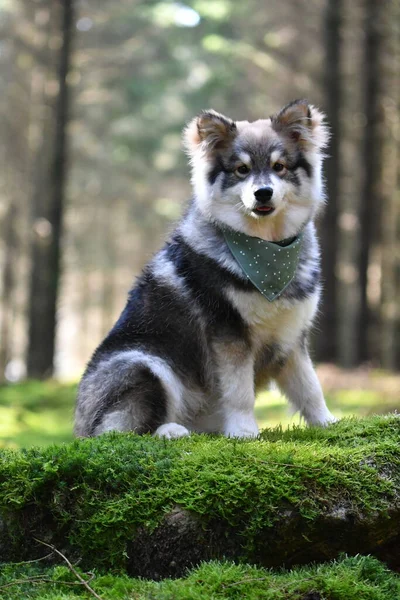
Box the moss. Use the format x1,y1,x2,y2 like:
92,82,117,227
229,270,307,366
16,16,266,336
0,555,399,599
0,381,77,449
0,416,399,573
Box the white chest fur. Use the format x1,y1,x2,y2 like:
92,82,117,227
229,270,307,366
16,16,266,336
225,286,320,354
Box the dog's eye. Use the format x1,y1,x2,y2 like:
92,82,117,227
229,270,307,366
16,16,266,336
273,162,285,173
236,165,251,177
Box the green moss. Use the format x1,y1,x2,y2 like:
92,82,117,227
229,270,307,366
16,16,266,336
0,555,399,599
0,416,399,571
0,381,77,449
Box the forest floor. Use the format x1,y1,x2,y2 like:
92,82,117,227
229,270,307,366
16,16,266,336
0,556,399,599
0,365,398,449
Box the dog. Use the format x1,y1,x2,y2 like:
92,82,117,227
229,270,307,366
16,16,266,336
74,99,336,439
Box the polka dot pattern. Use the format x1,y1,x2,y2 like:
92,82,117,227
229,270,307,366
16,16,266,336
223,229,303,302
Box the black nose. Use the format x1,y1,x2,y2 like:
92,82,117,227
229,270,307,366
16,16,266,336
254,186,273,202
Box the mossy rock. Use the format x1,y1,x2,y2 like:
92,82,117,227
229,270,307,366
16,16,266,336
0,416,399,578
0,555,399,599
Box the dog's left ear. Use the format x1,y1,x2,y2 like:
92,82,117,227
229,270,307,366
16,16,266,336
183,109,237,157
271,100,329,151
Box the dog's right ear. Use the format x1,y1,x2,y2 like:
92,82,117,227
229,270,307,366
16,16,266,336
183,110,237,157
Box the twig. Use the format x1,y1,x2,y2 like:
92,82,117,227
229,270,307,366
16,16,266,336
0,573,95,590
223,575,316,588
251,458,323,470
33,538,103,600
223,576,270,587
4,552,54,566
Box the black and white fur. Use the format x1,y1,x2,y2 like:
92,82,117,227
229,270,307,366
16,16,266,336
75,99,336,439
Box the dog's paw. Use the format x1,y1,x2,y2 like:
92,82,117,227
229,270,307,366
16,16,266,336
323,413,339,426
224,413,259,439
307,412,339,427
226,427,259,439
154,423,190,439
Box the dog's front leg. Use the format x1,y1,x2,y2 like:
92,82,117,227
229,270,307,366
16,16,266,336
275,345,336,426
215,344,258,438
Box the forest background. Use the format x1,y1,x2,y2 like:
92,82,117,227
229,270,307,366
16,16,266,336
0,0,399,447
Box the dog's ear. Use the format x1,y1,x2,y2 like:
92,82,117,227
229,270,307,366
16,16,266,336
271,100,329,151
183,110,237,157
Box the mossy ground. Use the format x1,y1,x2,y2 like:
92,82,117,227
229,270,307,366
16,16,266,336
0,416,399,571
0,381,76,448
0,555,399,599
0,369,398,448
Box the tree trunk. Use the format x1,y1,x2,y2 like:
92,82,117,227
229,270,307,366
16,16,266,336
26,0,74,378
357,0,384,363
316,0,342,363
380,0,400,370
0,3,34,381
335,2,364,367
0,203,18,381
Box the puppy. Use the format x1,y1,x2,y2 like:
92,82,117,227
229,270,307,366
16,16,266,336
75,99,336,439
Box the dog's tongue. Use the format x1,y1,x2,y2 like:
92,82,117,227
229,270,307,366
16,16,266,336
257,206,273,212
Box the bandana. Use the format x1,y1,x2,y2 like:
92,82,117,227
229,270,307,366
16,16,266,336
222,227,303,302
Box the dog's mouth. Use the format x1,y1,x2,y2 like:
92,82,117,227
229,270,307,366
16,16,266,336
252,206,275,216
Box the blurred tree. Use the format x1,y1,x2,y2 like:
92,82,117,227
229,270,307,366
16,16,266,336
26,0,74,378
379,0,400,369
341,2,364,366
0,11,18,381
316,0,342,362
0,2,33,381
0,202,18,381
357,0,384,364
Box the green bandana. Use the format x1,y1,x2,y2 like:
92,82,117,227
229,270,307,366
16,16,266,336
222,227,303,302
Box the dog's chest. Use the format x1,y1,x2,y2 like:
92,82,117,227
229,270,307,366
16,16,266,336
226,286,319,352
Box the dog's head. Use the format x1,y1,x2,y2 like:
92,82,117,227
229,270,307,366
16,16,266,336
184,100,329,240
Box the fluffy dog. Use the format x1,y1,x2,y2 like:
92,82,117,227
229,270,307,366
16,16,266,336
75,99,336,439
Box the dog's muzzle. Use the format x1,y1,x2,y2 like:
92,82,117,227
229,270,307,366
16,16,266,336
252,186,275,215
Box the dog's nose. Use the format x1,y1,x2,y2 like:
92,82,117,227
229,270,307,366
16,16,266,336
254,186,273,202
